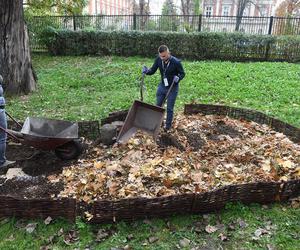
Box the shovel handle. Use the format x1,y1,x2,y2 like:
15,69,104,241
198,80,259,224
140,73,145,102
161,79,176,107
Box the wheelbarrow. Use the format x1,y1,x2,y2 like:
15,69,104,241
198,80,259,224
117,73,176,143
0,112,83,160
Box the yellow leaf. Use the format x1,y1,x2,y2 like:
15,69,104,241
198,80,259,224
280,176,288,182
226,173,236,180
149,158,162,166
262,160,271,172
106,163,123,176
63,169,73,178
96,174,106,183
94,161,105,169
164,159,173,166
82,195,91,203
293,167,300,177
84,211,94,221
133,139,140,145
190,171,203,183
276,159,293,169
80,178,88,184
107,180,119,196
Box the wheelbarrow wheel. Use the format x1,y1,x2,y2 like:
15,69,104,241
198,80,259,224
55,139,83,160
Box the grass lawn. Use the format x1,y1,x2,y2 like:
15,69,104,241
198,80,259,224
6,54,300,127
1,54,299,249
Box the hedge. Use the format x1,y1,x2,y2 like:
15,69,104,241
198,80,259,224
42,28,300,62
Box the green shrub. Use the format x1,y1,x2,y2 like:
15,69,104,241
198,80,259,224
43,29,300,62
26,15,61,51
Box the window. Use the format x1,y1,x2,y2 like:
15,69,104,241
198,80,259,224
205,6,213,17
259,6,267,17
243,4,251,16
222,5,230,16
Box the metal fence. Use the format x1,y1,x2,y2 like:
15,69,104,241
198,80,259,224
27,14,300,51
27,14,300,34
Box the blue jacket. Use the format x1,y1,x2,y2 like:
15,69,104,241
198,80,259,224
146,55,185,86
0,75,5,106
0,84,5,106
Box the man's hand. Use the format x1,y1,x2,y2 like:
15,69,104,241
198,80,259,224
142,66,148,74
173,75,180,83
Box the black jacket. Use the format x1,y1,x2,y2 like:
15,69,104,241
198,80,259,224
146,55,185,86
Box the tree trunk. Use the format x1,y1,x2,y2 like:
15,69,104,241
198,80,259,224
235,0,250,32
0,0,37,95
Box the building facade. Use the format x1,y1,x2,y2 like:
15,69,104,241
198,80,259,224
85,0,133,15
200,0,285,33
202,0,282,17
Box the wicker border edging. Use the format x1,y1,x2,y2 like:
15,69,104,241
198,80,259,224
0,180,298,223
89,181,299,223
0,104,299,223
0,197,76,221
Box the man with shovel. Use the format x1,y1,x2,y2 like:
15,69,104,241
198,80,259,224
142,45,185,131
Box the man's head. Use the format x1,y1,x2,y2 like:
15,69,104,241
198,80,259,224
158,45,170,62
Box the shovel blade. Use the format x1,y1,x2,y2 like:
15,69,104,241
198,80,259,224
117,100,165,143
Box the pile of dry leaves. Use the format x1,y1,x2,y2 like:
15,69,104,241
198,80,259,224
48,113,300,203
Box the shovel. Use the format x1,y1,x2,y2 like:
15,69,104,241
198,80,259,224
117,74,176,143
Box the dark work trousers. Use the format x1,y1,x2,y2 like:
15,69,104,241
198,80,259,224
156,83,178,129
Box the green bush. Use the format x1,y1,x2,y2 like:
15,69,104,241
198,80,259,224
42,29,300,62
26,15,61,51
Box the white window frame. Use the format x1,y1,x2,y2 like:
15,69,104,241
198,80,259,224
243,4,251,16
205,6,213,17
259,6,267,17
222,5,230,16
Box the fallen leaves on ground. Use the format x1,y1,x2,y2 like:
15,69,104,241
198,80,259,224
25,223,37,233
47,113,300,203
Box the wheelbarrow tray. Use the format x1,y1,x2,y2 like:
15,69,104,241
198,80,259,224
20,117,79,150
117,100,165,143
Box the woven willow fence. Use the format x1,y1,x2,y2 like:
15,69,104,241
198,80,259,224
1,104,299,223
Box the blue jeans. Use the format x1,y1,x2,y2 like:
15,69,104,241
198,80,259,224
0,109,7,164
156,83,178,129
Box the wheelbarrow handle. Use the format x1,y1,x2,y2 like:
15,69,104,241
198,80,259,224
0,125,23,142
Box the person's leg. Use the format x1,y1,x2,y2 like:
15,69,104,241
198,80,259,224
165,86,178,130
0,109,7,165
156,84,166,107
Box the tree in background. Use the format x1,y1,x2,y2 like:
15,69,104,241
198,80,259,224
234,0,265,32
0,0,36,95
180,0,201,31
274,0,300,34
235,0,251,31
159,0,179,31
132,0,151,30
24,0,88,16
276,0,300,17
132,0,150,15
180,0,201,15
